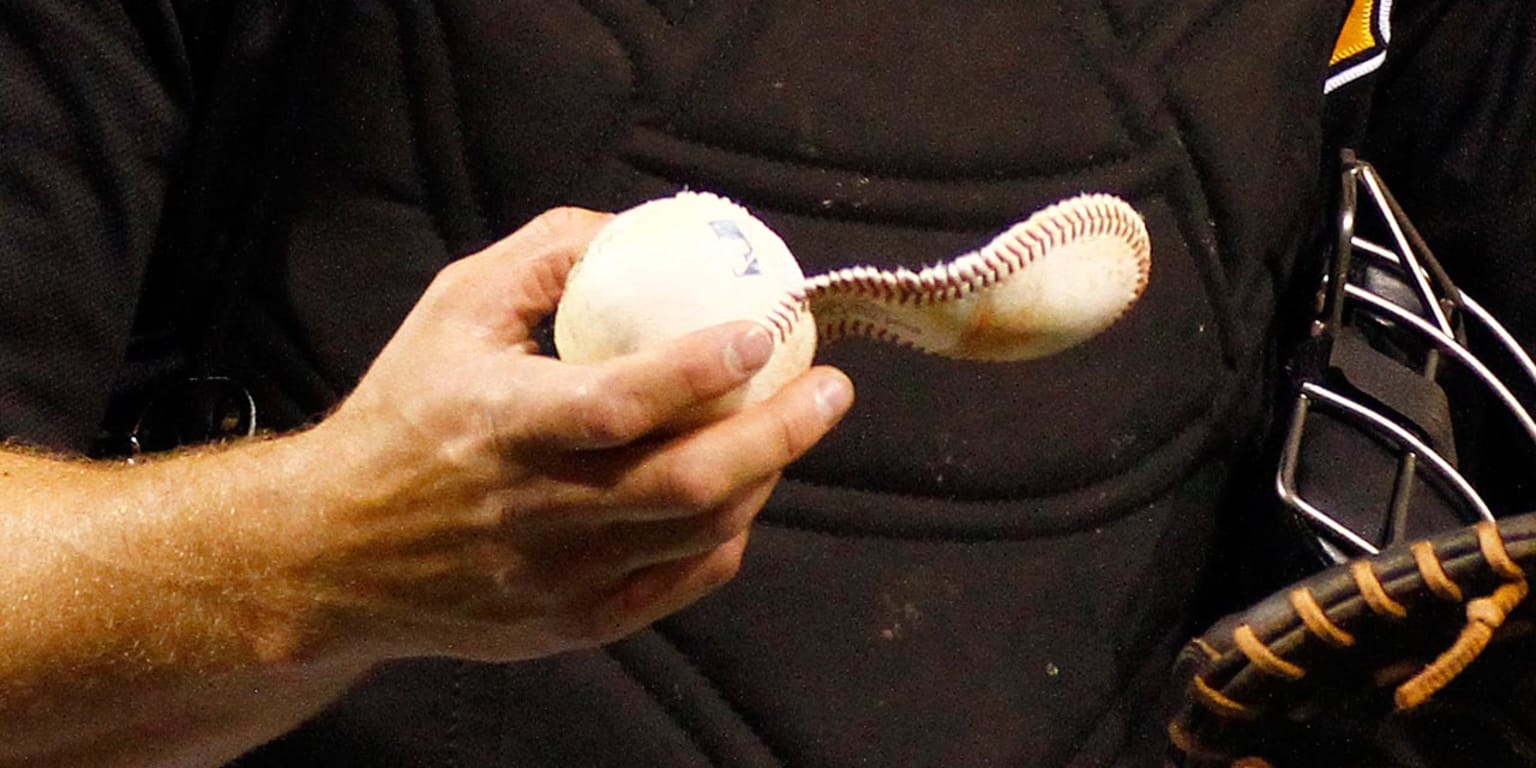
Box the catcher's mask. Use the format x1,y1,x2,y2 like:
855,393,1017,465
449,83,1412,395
1276,151,1536,565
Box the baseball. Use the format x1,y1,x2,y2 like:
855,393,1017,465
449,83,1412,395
555,190,1151,422
803,193,1150,361
554,192,818,419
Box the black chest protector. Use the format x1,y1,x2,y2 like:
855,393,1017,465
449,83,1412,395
204,1,1344,765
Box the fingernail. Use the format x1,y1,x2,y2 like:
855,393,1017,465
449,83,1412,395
815,375,854,423
724,326,775,378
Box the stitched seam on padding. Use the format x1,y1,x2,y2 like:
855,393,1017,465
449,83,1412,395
761,411,1227,542
601,646,721,767
654,628,788,768
755,254,1272,541
1053,0,1242,369
620,127,1147,190
779,382,1220,506
605,636,788,768
571,0,644,199
394,0,489,254
389,6,445,257
616,150,1165,234
609,3,1145,187
643,0,694,26
422,0,489,248
574,0,648,94
1144,0,1324,369
1135,0,1249,66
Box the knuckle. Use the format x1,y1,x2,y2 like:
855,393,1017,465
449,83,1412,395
526,206,603,243
557,606,615,648
539,205,588,228
519,208,563,242
431,257,475,293
589,589,654,646
555,582,628,644
676,348,726,401
766,408,803,465
702,552,743,589
568,382,651,447
414,268,460,313
662,465,731,510
701,509,740,545
582,604,623,643
701,504,754,546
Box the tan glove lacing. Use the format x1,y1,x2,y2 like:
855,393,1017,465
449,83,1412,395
1171,521,1529,767
1394,522,1528,710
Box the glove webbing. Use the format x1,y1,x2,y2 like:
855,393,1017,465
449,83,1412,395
1170,520,1530,765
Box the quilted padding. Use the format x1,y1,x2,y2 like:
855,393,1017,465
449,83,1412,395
214,0,1344,764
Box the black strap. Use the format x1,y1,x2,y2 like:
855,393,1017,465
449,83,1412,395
95,0,309,456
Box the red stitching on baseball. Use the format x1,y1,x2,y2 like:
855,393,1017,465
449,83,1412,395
802,194,1150,360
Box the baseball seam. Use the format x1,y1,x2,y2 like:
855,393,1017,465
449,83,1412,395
764,194,1149,349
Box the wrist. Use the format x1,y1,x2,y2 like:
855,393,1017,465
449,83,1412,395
236,411,482,664
111,429,379,671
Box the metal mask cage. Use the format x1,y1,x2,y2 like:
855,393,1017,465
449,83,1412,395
1276,152,1536,563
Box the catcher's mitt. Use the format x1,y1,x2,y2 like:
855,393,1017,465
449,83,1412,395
1167,518,1536,767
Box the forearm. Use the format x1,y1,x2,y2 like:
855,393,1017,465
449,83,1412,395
0,432,371,768
0,208,854,766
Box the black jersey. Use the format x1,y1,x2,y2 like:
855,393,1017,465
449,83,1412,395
2,2,1533,766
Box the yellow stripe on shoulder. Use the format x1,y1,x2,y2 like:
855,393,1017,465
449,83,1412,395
1326,0,1393,93
1332,0,1380,65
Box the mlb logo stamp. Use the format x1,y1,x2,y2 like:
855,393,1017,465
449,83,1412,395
709,219,761,277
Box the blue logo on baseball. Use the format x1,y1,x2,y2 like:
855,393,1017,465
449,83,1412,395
709,220,761,277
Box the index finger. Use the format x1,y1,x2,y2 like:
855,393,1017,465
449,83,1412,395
526,364,853,524
514,320,780,450
443,207,614,337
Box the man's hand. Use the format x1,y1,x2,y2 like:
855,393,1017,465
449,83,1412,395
290,207,854,663
0,207,851,768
